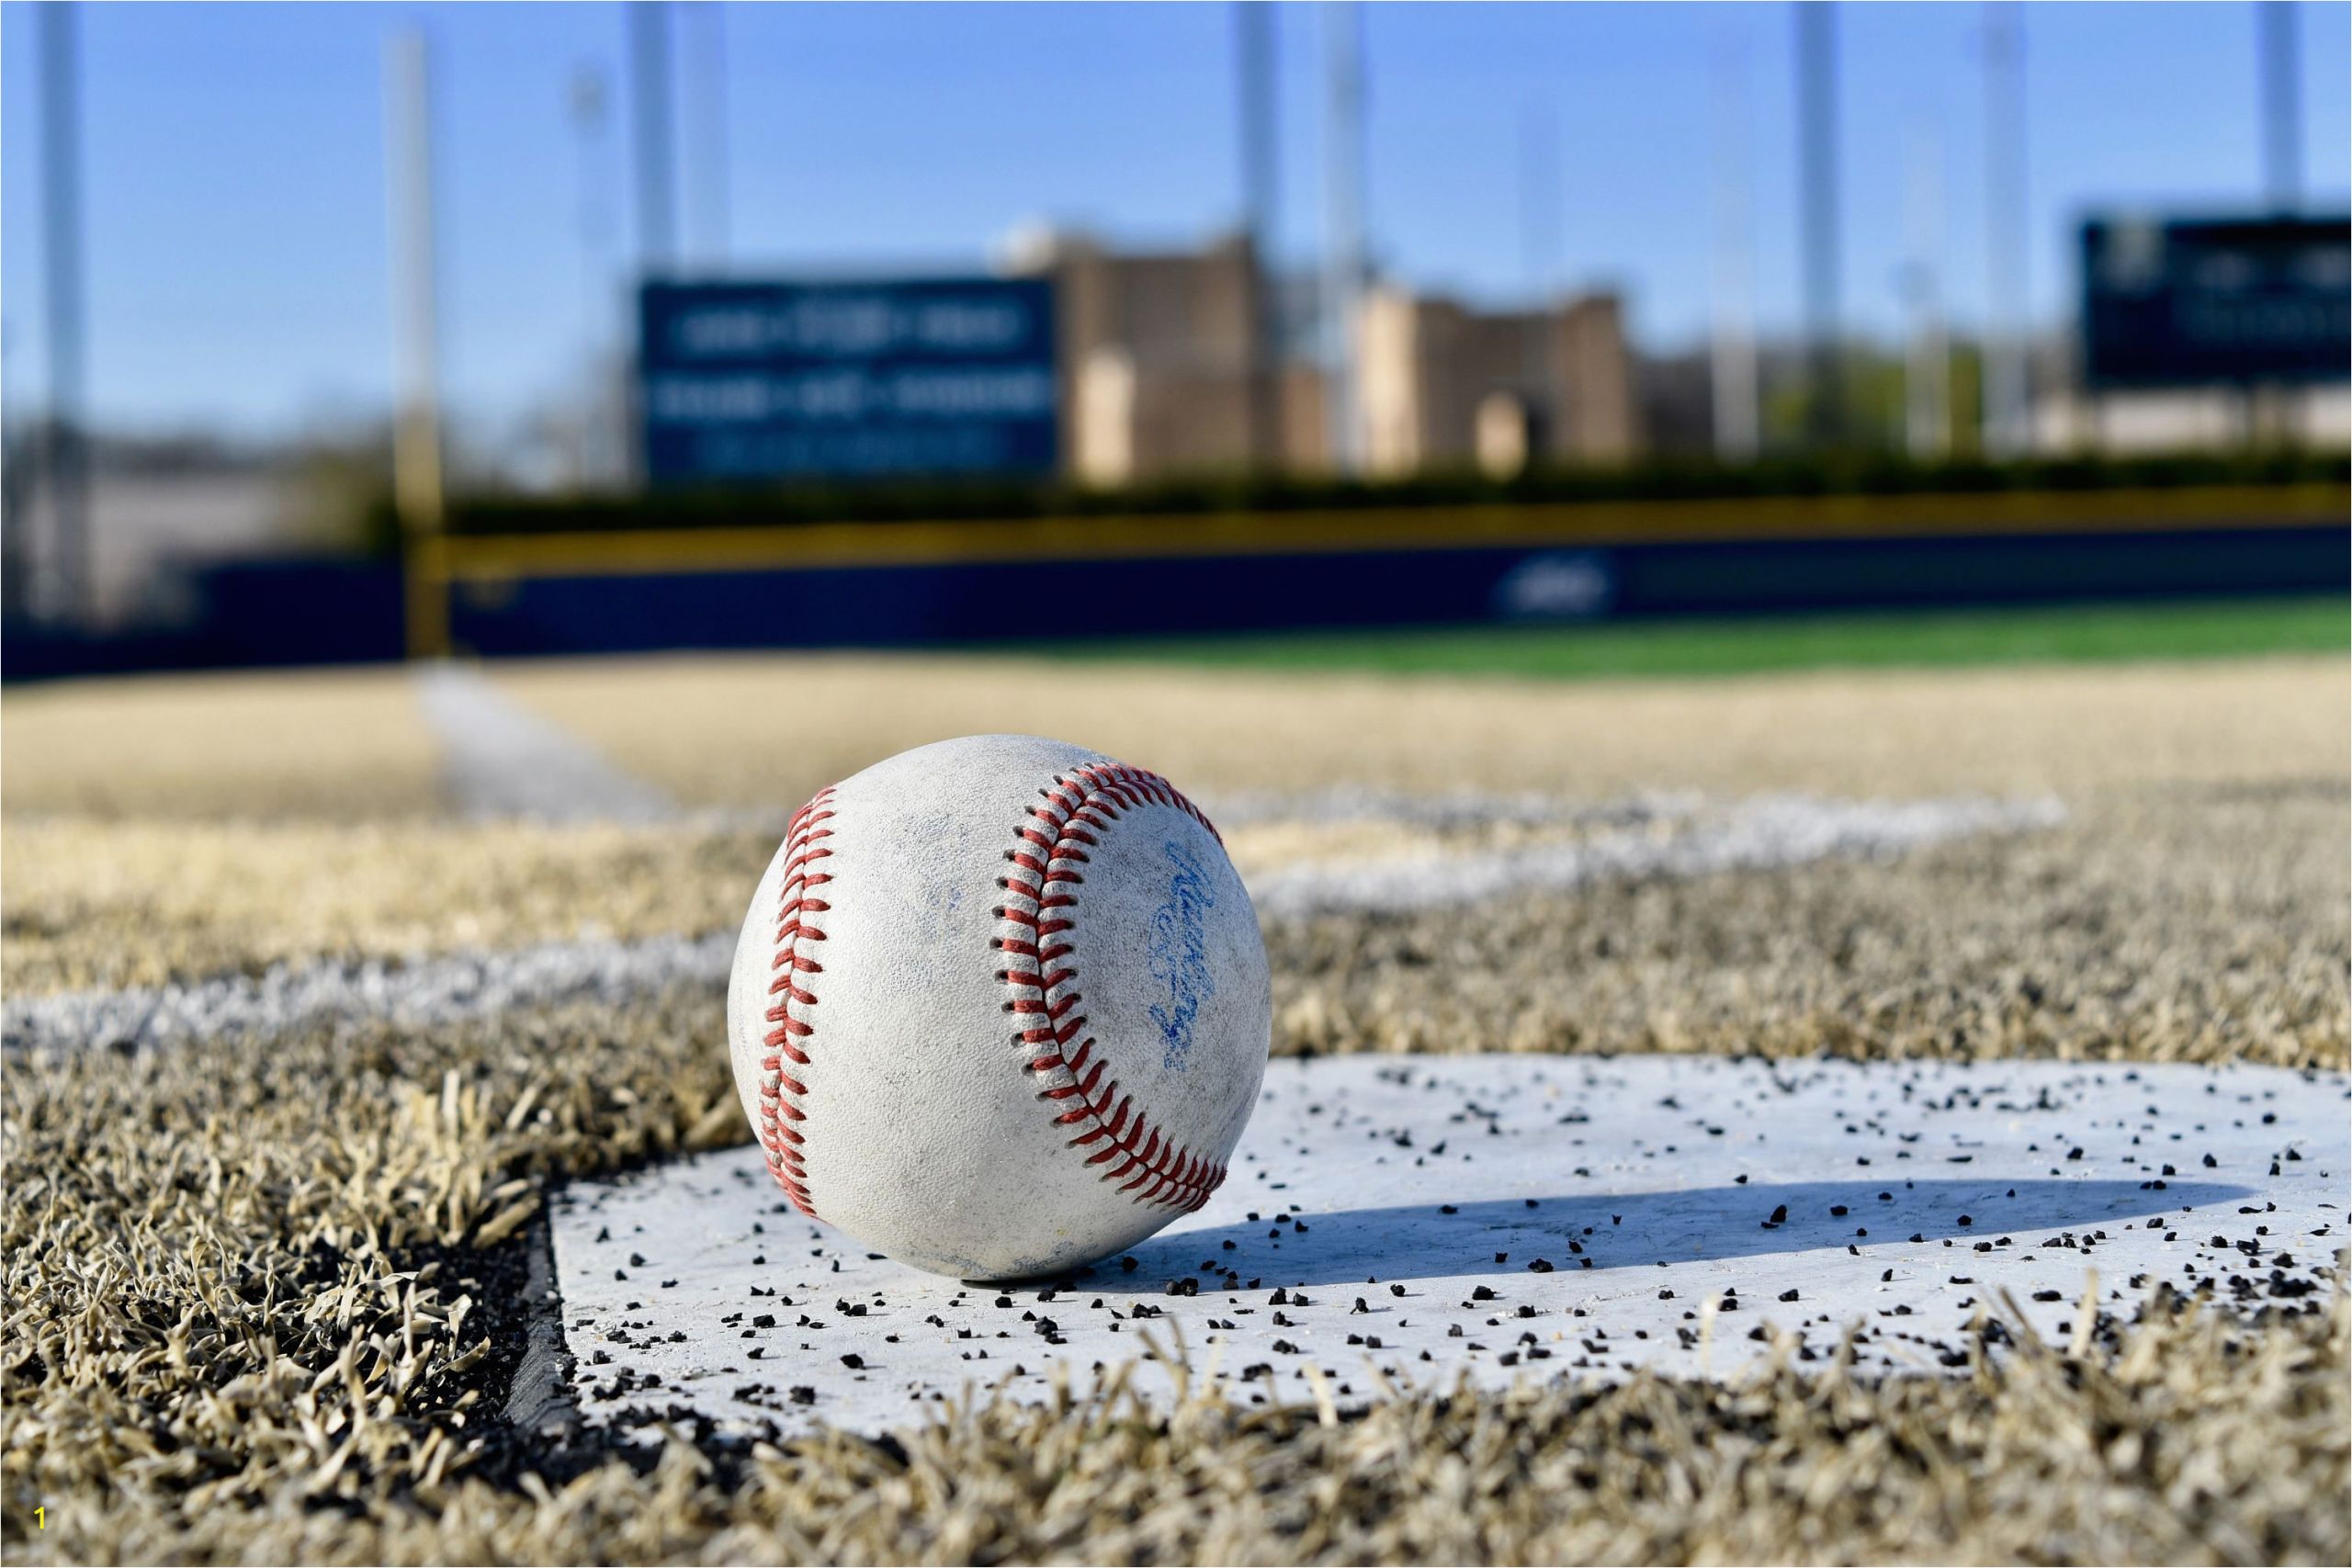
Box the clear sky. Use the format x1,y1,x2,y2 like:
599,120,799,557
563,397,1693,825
4,1,2346,438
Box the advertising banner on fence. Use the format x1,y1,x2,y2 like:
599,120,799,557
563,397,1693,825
638,277,1059,484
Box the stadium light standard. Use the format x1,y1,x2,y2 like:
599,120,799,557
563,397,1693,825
0,327,23,619
1903,116,1951,462
2257,1,2301,209
37,1,89,626
1980,1,2030,459
1710,30,1760,463
683,2,731,268
1235,1,1281,470
570,64,621,489
1523,98,1561,442
1322,1,1368,476
2251,2,2302,445
629,1,679,274
1793,3,1843,450
384,28,448,660
1519,98,1563,304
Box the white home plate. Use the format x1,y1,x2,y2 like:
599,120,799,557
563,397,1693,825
549,1055,2346,1438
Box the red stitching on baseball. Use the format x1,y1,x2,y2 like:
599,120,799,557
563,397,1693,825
759,785,837,1219
995,761,1230,1214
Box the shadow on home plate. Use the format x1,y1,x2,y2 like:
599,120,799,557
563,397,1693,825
551,1057,2337,1436
1102,1177,2247,1291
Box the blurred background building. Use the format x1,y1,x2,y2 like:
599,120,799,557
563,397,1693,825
1359,285,1636,475
1001,227,1639,481
1012,231,1291,482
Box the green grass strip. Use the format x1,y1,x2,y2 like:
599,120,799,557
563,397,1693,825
1031,596,2350,682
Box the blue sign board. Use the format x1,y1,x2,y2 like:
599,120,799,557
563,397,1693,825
2081,213,2350,389
638,277,1059,484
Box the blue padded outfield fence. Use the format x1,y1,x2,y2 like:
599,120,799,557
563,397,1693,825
429,483,2347,658
4,484,2345,679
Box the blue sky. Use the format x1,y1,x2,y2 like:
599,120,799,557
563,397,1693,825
4,1,2346,437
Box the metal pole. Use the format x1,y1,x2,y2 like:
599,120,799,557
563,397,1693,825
1236,1,1280,469
1322,1,1366,475
2258,1,2301,208
1794,3,1842,449
1,327,28,619
629,1,677,273
684,1,729,266
1519,99,1562,303
1710,33,1759,463
38,2,89,626
571,64,616,488
1981,1,2030,459
385,28,448,660
1903,116,1951,462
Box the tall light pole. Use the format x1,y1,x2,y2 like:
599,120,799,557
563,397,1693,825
385,27,447,659
2257,1,2301,208
683,1,730,267
38,2,88,626
1,326,24,619
1519,98,1562,303
1321,1,1367,475
1794,3,1842,449
1710,33,1759,463
1903,116,1951,461
2252,2,2302,444
571,63,619,488
1236,1,1281,469
629,2,678,275
1981,1,2030,459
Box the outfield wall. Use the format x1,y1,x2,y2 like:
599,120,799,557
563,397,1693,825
4,487,2344,678
436,487,2347,657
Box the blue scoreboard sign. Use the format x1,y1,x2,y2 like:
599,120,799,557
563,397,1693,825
638,277,1059,484
2081,213,2350,389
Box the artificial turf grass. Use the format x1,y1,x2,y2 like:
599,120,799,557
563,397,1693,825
493,645,2348,819
0,665,444,820
1265,786,2350,1071
6,659,2346,1563
0,816,778,995
13,783,2339,1071
4,985,2344,1567
5,789,2347,1562
1031,595,2351,682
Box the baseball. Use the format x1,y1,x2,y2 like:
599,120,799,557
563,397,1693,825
726,733,1272,1280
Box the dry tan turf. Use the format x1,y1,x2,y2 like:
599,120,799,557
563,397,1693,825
3,650,2347,1563
492,651,2348,803
4,990,2345,1565
0,817,769,996
2,666,442,821
1272,786,2349,1069
8,792,2342,1070
0,811,1634,998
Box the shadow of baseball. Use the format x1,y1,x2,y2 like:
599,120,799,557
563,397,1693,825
1084,1176,2247,1292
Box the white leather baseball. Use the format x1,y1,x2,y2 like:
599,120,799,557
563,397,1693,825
726,734,1272,1280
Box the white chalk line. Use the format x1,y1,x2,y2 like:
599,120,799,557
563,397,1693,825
1250,793,2064,919
5,931,738,1056
3,792,2063,1054
414,662,678,825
